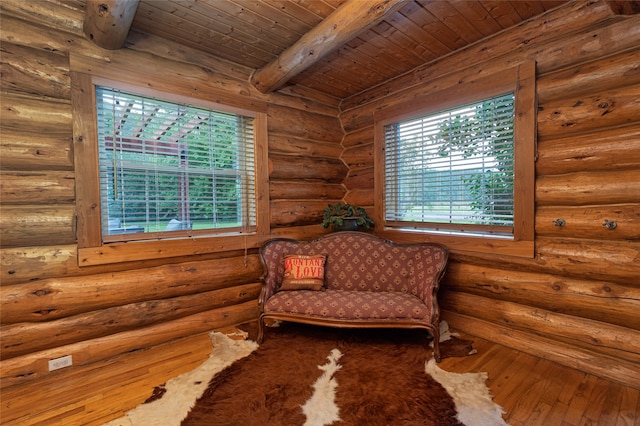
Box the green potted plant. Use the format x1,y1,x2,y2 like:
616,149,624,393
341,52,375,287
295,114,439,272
322,203,374,231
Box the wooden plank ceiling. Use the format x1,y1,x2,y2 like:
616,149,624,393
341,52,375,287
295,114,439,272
126,0,568,100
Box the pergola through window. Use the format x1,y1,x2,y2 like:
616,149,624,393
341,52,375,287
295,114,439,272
96,86,256,242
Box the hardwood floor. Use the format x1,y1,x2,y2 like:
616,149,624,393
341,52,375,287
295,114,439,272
2,326,638,425
438,335,640,426
1,333,214,426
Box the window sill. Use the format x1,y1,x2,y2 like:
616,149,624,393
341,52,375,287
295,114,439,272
78,233,270,266
376,228,534,258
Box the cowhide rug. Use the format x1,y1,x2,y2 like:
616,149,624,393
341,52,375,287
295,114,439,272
104,322,508,426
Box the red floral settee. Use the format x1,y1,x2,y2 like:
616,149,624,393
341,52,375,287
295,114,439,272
258,232,449,361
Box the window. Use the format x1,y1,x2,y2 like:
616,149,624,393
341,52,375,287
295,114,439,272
374,62,535,257
96,86,256,242
384,92,515,235
72,74,269,266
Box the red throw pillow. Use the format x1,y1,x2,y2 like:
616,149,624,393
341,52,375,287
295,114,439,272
280,254,326,291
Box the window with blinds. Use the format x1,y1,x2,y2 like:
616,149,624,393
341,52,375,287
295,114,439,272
96,86,256,241
383,93,515,236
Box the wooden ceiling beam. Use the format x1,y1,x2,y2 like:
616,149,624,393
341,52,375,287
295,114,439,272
250,0,406,94
83,0,140,50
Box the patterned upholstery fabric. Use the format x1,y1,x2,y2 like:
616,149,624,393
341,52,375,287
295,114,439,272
259,232,448,323
265,289,431,320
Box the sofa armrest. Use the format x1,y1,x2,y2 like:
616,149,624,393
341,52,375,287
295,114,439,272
258,238,301,306
258,248,279,307
410,244,449,315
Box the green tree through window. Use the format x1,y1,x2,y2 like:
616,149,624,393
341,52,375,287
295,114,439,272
434,94,514,225
384,92,515,233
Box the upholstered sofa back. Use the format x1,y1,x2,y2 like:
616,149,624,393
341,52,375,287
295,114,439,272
260,232,448,304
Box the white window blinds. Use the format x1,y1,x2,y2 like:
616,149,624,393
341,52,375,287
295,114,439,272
96,86,256,241
384,92,515,236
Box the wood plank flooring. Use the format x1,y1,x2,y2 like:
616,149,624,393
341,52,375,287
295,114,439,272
438,335,640,426
1,333,214,426
2,327,638,425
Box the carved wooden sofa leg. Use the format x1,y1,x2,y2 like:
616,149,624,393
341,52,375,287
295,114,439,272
257,315,265,344
431,325,441,363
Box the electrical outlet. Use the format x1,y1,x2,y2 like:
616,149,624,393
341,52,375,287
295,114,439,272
48,355,72,371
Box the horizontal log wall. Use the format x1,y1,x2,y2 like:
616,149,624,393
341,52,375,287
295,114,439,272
339,0,640,389
0,1,342,423
1,0,638,423
268,106,347,228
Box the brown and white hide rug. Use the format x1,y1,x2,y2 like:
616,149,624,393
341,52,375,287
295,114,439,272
104,322,508,426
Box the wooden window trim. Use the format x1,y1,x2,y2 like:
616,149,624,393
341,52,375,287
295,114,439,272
373,61,536,258
72,73,270,266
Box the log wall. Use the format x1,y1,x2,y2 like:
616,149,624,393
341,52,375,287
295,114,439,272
0,1,340,423
339,0,640,389
1,0,639,423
